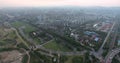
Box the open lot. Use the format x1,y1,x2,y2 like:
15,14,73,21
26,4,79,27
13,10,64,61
43,39,72,52
0,26,16,46
0,50,23,63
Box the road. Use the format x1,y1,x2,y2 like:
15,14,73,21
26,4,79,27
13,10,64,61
90,22,116,61
89,21,118,63
15,21,119,63
20,48,30,63
105,47,120,63
11,27,29,48
108,24,118,51
18,25,87,56
98,22,116,53
104,21,119,63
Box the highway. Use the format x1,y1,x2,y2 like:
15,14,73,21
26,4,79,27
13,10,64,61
90,22,116,61
108,24,118,51
105,47,120,63
89,21,119,63
11,21,119,63
104,21,119,63
98,22,116,53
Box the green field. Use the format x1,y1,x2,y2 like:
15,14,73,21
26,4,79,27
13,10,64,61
11,21,36,33
11,21,26,28
0,25,30,49
11,21,40,44
43,40,72,52
65,55,84,63
0,27,16,46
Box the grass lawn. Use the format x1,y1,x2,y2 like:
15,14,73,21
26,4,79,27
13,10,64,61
43,40,72,52
11,21,26,28
11,21,36,33
11,21,36,36
14,28,29,48
65,55,84,63
0,27,8,37
0,27,16,46
11,21,39,44
24,24,36,33
65,56,73,63
11,21,36,35
7,31,16,39
33,38,42,44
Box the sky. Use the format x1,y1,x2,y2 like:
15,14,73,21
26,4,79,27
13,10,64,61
0,0,120,7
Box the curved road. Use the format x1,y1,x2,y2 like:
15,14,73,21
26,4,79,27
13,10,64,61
105,48,120,63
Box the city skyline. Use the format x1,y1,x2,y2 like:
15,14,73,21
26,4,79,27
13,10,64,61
0,0,120,7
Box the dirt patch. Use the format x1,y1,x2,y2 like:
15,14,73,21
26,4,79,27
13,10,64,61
0,50,23,63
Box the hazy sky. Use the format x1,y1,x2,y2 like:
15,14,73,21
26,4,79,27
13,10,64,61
0,0,120,7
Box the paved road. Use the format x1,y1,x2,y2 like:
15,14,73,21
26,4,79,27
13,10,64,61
90,21,118,63
104,21,119,63
98,22,116,53
18,25,87,56
20,48,30,63
108,24,118,51
15,21,119,63
90,22,116,61
105,48,120,63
